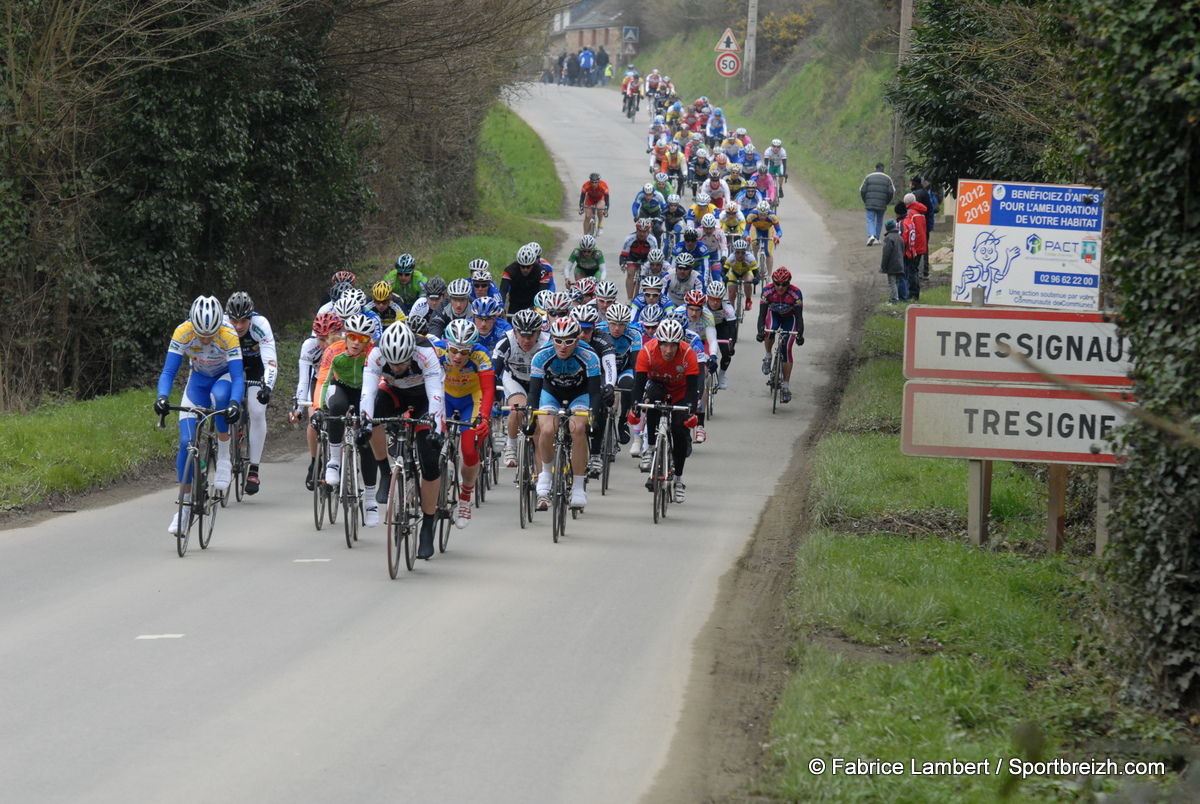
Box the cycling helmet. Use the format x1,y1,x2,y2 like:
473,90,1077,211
606,302,634,324
189,296,224,336
732,238,750,251
745,180,758,189
343,313,375,337
736,127,747,136
447,278,472,298
406,313,428,335
330,280,354,302
378,322,416,364
654,114,664,124
744,143,757,155
589,172,600,182
639,305,664,325
575,277,597,297
730,163,743,174
647,248,666,264
544,291,572,314
579,234,597,250
643,182,655,195
771,138,782,148
571,304,600,325
684,289,706,306
697,148,708,158
468,258,490,273
333,293,364,320
568,286,586,305
669,143,680,153
654,172,668,183
471,268,493,284
691,132,703,141
331,269,356,286
444,318,480,350
424,275,448,297
533,289,555,312
683,228,699,242
715,153,728,165
706,280,727,298
757,200,771,213
675,252,696,270
700,213,717,228
696,192,711,205
713,107,723,116
666,306,689,323
225,291,254,319
548,317,581,340
656,319,685,343
394,253,415,273
470,296,503,317
511,308,544,335
312,312,342,336
700,95,709,103
595,280,619,301
516,243,540,266
371,281,393,302
666,193,681,205
772,267,792,284
641,276,665,293
635,218,653,232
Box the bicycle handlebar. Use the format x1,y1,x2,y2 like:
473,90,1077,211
157,403,235,429
636,402,691,413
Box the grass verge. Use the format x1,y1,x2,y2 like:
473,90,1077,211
747,283,1194,800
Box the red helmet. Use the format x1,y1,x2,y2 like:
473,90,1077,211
771,267,792,285
331,270,356,286
313,312,343,336
684,290,706,306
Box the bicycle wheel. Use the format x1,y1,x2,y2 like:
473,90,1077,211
343,445,358,548
386,457,407,578
176,453,198,557
651,433,663,525
404,457,420,571
198,436,217,549
601,417,615,495
660,440,674,520
517,436,532,529
313,439,327,530
489,431,500,487
232,421,247,503
438,448,458,553
771,346,782,415
551,444,567,543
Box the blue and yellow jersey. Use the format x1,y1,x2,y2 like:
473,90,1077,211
726,251,759,279
167,321,242,378
745,210,782,236
438,346,493,398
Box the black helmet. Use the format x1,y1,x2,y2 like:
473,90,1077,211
225,291,254,319
424,275,448,296
683,228,699,242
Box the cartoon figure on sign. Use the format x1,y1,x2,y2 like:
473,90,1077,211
954,230,1020,302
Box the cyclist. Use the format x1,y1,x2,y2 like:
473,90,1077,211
438,319,495,529
621,71,642,116
628,318,698,503
734,127,753,148
605,302,643,448
712,152,731,179
493,308,550,467
720,133,744,164
697,213,729,281
470,263,504,306
705,280,738,389
572,305,617,477
155,296,245,533
619,219,659,301
701,173,732,211
224,292,277,495
705,107,729,149
320,269,357,307
649,136,671,174
757,267,805,404
741,143,762,176
564,234,607,288
725,238,760,311
745,200,783,275
573,277,598,308
428,278,474,338
637,248,670,288
409,275,448,321
632,275,671,324
579,173,610,236
331,288,383,341
686,192,718,228
762,138,788,197
662,143,687,194
472,296,512,359
371,281,407,328
383,254,428,312
688,148,712,197
662,194,688,251
360,322,445,559
527,316,602,511
682,290,719,444
291,312,342,491
314,312,384,527
671,229,712,280
751,167,778,207
631,182,667,235
719,203,747,242
665,252,704,306
735,180,765,214
593,280,620,322
502,243,555,313
724,163,747,199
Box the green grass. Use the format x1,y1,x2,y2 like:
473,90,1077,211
0,390,177,508
477,103,561,217
409,209,554,282
859,314,905,358
637,29,894,209
835,358,903,433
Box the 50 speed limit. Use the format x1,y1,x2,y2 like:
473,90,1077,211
715,53,741,78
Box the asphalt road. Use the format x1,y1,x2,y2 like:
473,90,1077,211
0,84,849,803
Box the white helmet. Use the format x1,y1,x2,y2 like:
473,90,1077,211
189,296,224,336
771,138,782,148
736,127,747,136
696,192,711,205
333,291,365,320
342,313,375,337
666,193,681,205
656,319,685,343
757,200,771,213
700,213,717,228
516,243,539,266
447,278,472,298
444,318,479,350
580,234,597,250
643,182,655,195
379,322,416,364
606,302,634,324
706,280,726,297
595,280,619,300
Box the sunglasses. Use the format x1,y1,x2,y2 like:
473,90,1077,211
445,346,473,356
395,270,413,276
346,332,371,344
686,305,702,311
552,337,578,346
472,282,491,288
579,248,594,253
643,292,661,299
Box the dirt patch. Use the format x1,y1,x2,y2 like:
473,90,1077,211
641,181,891,804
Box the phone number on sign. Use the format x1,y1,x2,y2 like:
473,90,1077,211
1034,271,1098,288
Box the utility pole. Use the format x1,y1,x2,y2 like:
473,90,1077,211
744,0,758,92
891,0,913,187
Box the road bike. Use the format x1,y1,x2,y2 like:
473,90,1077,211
226,379,264,504
373,411,433,578
531,409,589,543
732,277,754,324
583,205,606,237
763,328,788,414
600,401,618,496
435,415,471,553
334,410,365,548
474,416,501,506
311,411,337,530
502,405,538,528
638,402,691,524
159,404,231,556
702,359,719,422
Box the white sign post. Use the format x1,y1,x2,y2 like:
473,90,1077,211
951,180,1105,311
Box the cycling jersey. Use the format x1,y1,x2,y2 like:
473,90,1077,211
476,318,513,358
670,240,711,276
746,209,782,238
314,339,375,405
383,269,428,308
686,203,718,226
501,260,554,312
762,145,788,174
438,344,495,423
581,331,618,386
736,190,765,213
608,327,644,375
634,339,699,403
698,228,728,262
631,189,667,219
529,343,602,411
359,338,445,432
691,157,711,180
759,284,804,317
294,335,326,407
726,252,759,279
663,205,688,233
701,178,731,206
719,207,746,235
228,313,278,394
665,272,703,306
493,329,551,395
581,180,610,206
371,301,407,329
566,247,607,283
725,175,747,198
620,232,659,267
428,305,471,339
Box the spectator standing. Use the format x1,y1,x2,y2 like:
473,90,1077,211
556,53,567,85
909,176,935,236
879,219,907,304
900,193,928,302
859,162,895,246
597,47,610,85
566,52,581,86
579,47,596,86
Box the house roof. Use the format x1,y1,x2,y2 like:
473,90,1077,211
564,0,625,31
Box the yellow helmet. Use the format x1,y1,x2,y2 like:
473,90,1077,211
372,280,393,302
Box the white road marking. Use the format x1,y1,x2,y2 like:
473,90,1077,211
135,634,184,640
293,559,331,563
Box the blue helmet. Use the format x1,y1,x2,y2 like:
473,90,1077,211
470,296,503,317
713,107,723,116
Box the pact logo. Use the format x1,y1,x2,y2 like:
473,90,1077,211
1026,234,1043,255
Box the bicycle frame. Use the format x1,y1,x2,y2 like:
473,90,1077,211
637,402,690,524
159,403,229,556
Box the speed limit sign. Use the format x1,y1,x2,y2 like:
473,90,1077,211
715,52,741,78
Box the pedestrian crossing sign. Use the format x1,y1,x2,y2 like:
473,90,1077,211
623,27,639,43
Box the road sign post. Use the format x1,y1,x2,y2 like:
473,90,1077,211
715,52,741,78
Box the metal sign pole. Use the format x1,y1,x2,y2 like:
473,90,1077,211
967,286,992,546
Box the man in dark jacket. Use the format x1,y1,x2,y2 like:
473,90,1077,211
859,162,895,246
597,47,610,86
